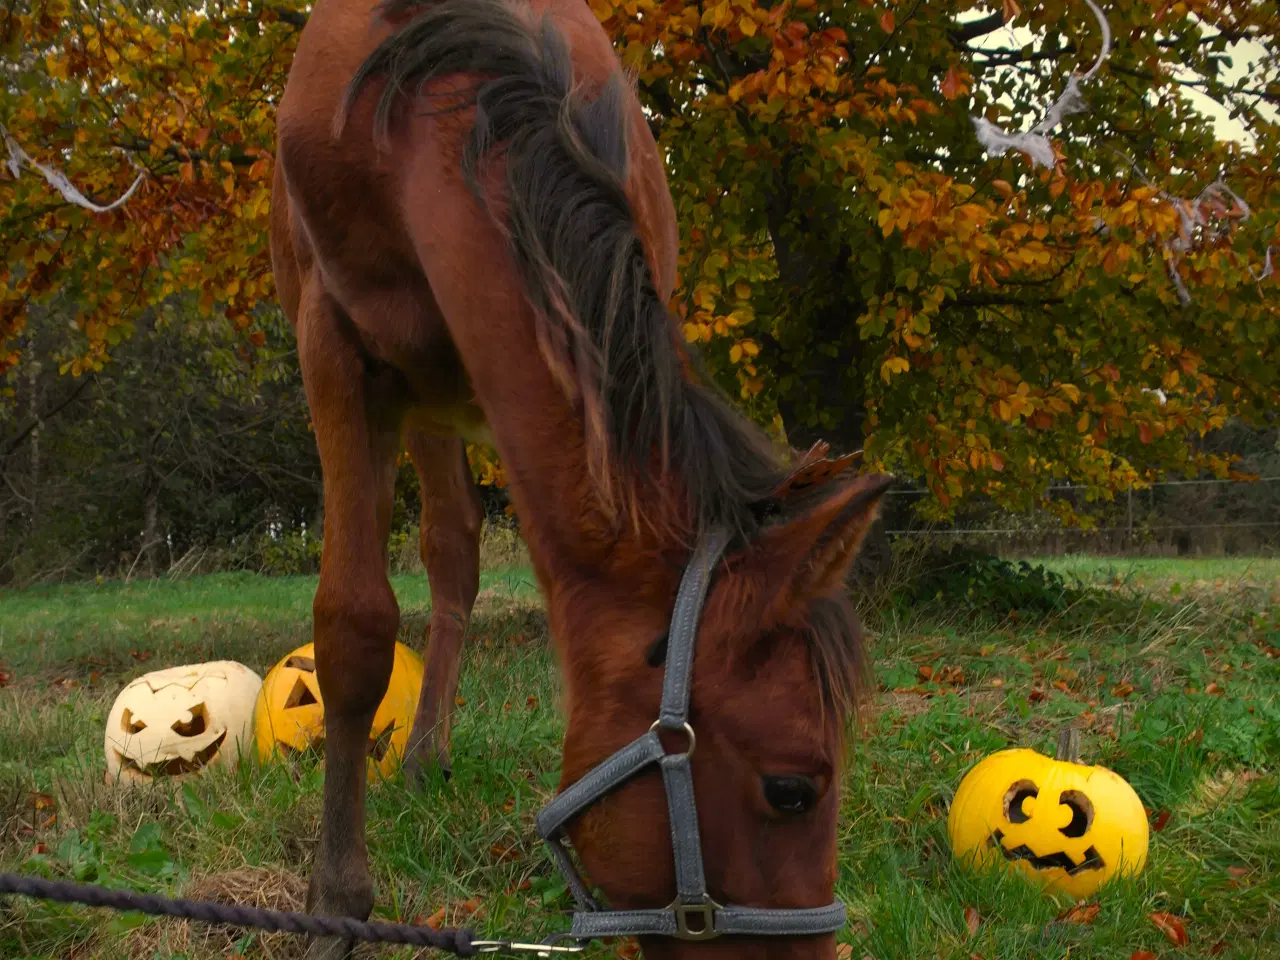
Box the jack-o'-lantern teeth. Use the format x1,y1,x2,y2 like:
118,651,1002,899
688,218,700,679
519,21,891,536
114,732,228,778
988,828,1105,875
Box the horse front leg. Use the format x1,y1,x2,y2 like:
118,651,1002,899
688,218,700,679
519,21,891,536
297,290,405,960
403,431,482,785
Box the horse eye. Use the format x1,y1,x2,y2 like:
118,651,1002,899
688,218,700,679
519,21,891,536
763,775,819,815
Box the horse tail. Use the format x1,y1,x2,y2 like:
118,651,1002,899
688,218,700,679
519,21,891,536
345,0,782,538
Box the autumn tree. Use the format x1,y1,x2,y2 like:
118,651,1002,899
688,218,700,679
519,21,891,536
4,0,1279,555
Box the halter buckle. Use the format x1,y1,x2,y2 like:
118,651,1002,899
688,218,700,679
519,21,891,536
471,940,587,956
670,898,722,941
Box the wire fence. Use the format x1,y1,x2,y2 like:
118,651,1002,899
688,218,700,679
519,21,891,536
879,476,1280,555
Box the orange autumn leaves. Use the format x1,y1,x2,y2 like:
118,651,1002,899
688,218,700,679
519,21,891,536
587,0,1277,519
5,0,1278,517
2,0,296,377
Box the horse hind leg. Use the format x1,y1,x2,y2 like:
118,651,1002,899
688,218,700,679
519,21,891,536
296,286,406,960
403,431,482,786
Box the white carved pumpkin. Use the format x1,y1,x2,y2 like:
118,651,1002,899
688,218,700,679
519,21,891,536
104,661,263,784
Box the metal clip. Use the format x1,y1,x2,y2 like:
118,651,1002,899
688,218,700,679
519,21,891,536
471,939,587,957
670,898,722,941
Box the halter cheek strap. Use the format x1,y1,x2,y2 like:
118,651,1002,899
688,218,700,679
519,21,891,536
534,528,847,943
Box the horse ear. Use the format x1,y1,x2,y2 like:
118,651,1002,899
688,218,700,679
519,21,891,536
734,473,894,626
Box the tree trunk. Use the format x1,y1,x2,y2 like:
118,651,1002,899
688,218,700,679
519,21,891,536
141,484,160,578
26,342,40,532
764,181,894,588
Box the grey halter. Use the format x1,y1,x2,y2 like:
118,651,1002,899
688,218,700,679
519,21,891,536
534,527,848,944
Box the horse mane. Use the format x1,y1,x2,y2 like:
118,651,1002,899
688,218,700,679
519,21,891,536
343,0,787,546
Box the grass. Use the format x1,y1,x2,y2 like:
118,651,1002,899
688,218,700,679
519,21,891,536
0,554,1276,960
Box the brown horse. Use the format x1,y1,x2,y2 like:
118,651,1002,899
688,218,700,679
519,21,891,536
269,0,891,956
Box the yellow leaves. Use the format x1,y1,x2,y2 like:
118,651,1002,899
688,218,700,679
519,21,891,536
1077,412,1090,433
877,207,899,238
700,1,733,29
880,356,910,383
587,0,614,22
739,15,757,37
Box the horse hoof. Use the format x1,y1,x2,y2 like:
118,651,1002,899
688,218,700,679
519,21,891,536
404,752,451,790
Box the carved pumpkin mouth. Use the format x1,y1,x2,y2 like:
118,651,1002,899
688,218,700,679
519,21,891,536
116,731,228,778
989,828,1105,875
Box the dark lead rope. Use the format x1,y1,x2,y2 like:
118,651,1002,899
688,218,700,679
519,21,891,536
0,872,479,955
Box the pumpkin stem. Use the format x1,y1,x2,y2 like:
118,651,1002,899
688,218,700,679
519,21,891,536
1056,726,1082,763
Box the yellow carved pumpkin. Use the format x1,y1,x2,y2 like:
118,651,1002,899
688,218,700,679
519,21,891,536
252,641,424,780
947,729,1148,899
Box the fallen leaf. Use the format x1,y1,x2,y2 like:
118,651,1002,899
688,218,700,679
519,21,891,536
1226,866,1249,879
1209,941,1227,956
1151,810,1171,832
457,897,484,919
616,940,642,959
939,665,966,685
1150,912,1189,946
1028,688,1046,703
1058,901,1100,924
489,841,519,863
0,666,12,687
917,664,934,681
1130,953,1157,960
1112,682,1135,697
1052,680,1071,693
835,947,853,960
964,906,980,938
455,696,467,707
424,907,447,930
526,694,539,710
1205,681,1225,695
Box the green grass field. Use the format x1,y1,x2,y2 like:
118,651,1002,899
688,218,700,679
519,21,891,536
0,556,1276,959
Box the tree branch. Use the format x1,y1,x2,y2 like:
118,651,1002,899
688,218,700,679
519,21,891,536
949,12,1006,46
1,375,96,460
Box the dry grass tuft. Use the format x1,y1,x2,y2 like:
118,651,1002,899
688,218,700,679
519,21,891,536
122,866,311,960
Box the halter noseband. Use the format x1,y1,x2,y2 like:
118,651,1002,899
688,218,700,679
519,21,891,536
534,528,848,944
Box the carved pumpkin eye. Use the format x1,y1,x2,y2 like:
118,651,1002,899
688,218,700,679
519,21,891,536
763,775,819,815
170,703,207,737
120,709,146,734
1003,779,1039,823
1058,789,1094,837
